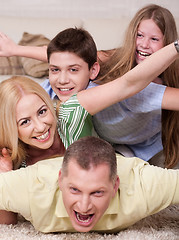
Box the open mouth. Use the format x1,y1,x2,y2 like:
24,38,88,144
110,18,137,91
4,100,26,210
74,210,94,225
137,50,151,57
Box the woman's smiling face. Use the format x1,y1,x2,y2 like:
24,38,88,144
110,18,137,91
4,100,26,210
16,93,56,149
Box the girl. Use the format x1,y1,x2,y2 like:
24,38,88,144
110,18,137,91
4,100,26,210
95,4,179,168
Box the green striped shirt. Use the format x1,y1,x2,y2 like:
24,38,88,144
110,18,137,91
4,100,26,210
57,94,94,149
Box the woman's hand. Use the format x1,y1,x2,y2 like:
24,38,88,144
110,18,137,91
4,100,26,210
0,148,13,173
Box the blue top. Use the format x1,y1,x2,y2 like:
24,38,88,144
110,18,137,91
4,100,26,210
88,81,166,161
41,79,166,161
41,79,57,99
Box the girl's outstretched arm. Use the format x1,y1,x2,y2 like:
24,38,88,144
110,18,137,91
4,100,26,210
78,41,179,115
0,32,47,61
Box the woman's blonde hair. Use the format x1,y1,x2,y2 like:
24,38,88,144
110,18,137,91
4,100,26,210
97,4,179,168
0,76,56,169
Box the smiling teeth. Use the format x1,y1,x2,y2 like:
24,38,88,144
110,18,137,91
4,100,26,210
36,131,49,140
138,50,150,57
60,88,70,91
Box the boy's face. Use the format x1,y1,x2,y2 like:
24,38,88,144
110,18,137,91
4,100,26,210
49,51,98,102
58,160,119,232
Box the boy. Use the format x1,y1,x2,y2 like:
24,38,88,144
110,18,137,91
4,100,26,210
45,27,100,101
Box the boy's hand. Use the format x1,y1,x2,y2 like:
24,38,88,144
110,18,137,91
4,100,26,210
0,148,13,173
0,32,18,57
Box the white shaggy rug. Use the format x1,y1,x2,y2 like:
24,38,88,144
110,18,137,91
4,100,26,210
0,205,178,240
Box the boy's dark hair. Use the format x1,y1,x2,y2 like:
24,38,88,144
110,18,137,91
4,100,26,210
62,136,117,182
47,27,97,69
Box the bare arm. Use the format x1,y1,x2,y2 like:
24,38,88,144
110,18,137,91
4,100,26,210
78,41,179,115
162,87,179,110
0,32,48,61
0,32,113,63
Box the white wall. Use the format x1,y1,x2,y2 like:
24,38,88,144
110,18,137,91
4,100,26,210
0,0,179,19
0,0,178,50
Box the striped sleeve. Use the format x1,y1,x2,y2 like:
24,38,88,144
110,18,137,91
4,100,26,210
57,95,94,149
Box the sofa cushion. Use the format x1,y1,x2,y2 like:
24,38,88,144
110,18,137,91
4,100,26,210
19,32,50,78
0,56,24,75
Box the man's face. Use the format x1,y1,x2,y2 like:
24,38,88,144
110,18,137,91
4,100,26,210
58,159,119,232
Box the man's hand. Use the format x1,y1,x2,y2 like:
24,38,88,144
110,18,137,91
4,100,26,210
0,148,13,173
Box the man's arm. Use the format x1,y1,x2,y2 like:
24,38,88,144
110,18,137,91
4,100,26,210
140,165,179,211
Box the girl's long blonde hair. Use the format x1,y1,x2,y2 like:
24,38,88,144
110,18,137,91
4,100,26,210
97,4,179,168
0,76,56,169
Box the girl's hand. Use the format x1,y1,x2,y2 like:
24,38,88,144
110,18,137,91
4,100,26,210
0,148,13,173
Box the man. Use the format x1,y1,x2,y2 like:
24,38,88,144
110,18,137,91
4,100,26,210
0,136,178,233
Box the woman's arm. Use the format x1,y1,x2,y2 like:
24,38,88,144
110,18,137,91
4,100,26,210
0,32,47,61
78,41,179,115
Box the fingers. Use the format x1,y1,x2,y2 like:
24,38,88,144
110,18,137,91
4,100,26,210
0,148,13,172
0,32,7,39
2,148,10,158
0,32,7,42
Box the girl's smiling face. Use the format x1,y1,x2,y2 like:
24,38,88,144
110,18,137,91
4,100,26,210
136,19,164,64
16,93,56,149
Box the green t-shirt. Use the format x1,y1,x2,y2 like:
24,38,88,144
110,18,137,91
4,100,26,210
57,94,94,149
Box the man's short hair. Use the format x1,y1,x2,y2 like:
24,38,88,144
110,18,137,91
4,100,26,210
62,136,117,182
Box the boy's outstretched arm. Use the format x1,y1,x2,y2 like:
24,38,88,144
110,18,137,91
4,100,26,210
0,32,110,63
0,32,48,61
78,41,179,115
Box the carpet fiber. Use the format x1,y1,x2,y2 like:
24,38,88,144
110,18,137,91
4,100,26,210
0,205,178,240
